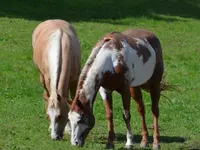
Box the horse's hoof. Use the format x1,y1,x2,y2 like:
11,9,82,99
140,142,149,148
152,143,160,150
105,143,115,149
124,144,133,149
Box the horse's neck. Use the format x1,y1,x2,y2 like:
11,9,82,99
80,67,101,106
80,48,114,106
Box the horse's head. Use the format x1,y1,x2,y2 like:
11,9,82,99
47,94,69,140
68,94,95,146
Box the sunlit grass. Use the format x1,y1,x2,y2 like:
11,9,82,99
0,0,200,149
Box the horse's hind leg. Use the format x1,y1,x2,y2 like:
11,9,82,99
150,83,161,150
99,87,115,149
130,87,149,148
119,85,134,149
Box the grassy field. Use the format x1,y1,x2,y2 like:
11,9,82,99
0,0,200,149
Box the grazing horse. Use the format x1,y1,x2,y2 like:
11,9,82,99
68,29,165,149
32,19,81,140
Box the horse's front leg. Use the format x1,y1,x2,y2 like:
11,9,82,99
99,87,115,149
119,85,134,149
40,74,50,119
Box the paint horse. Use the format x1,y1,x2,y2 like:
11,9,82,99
32,19,81,140
68,29,165,149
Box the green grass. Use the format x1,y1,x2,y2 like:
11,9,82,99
0,0,200,149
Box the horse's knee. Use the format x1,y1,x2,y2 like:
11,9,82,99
152,105,159,118
136,103,145,116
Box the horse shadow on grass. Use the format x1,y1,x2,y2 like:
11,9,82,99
97,133,185,149
117,133,185,143
0,0,200,23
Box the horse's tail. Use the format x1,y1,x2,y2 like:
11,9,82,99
158,73,180,102
159,73,178,92
142,73,178,94
48,28,62,102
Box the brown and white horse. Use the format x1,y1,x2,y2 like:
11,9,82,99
32,19,81,140
68,29,164,149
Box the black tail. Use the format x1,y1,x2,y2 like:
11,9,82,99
142,73,179,94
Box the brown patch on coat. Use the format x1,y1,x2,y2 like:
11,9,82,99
101,31,152,64
135,41,151,63
101,71,127,91
123,29,163,64
122,28,164,86
125,36,151,64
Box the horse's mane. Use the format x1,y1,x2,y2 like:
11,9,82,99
70,37,108,110
72,32,126,107
75,38,107,95
76,32,124,93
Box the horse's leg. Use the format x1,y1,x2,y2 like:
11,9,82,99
150,83,161,150
99,87,115,149
40,74,49,101
40,74,49,114
130,87,149,148
40,74,51,130
119,85,134,149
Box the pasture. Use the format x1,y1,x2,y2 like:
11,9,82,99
0,0,200,149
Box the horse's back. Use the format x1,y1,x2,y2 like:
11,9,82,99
32,19,80,73
32,19,81,92
32,19,77,47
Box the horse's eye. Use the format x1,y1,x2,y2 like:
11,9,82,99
78,116,87,124
77,119,84,124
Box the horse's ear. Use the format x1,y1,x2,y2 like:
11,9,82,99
104,36,112,42
66,99,73,107
77,100,84,110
